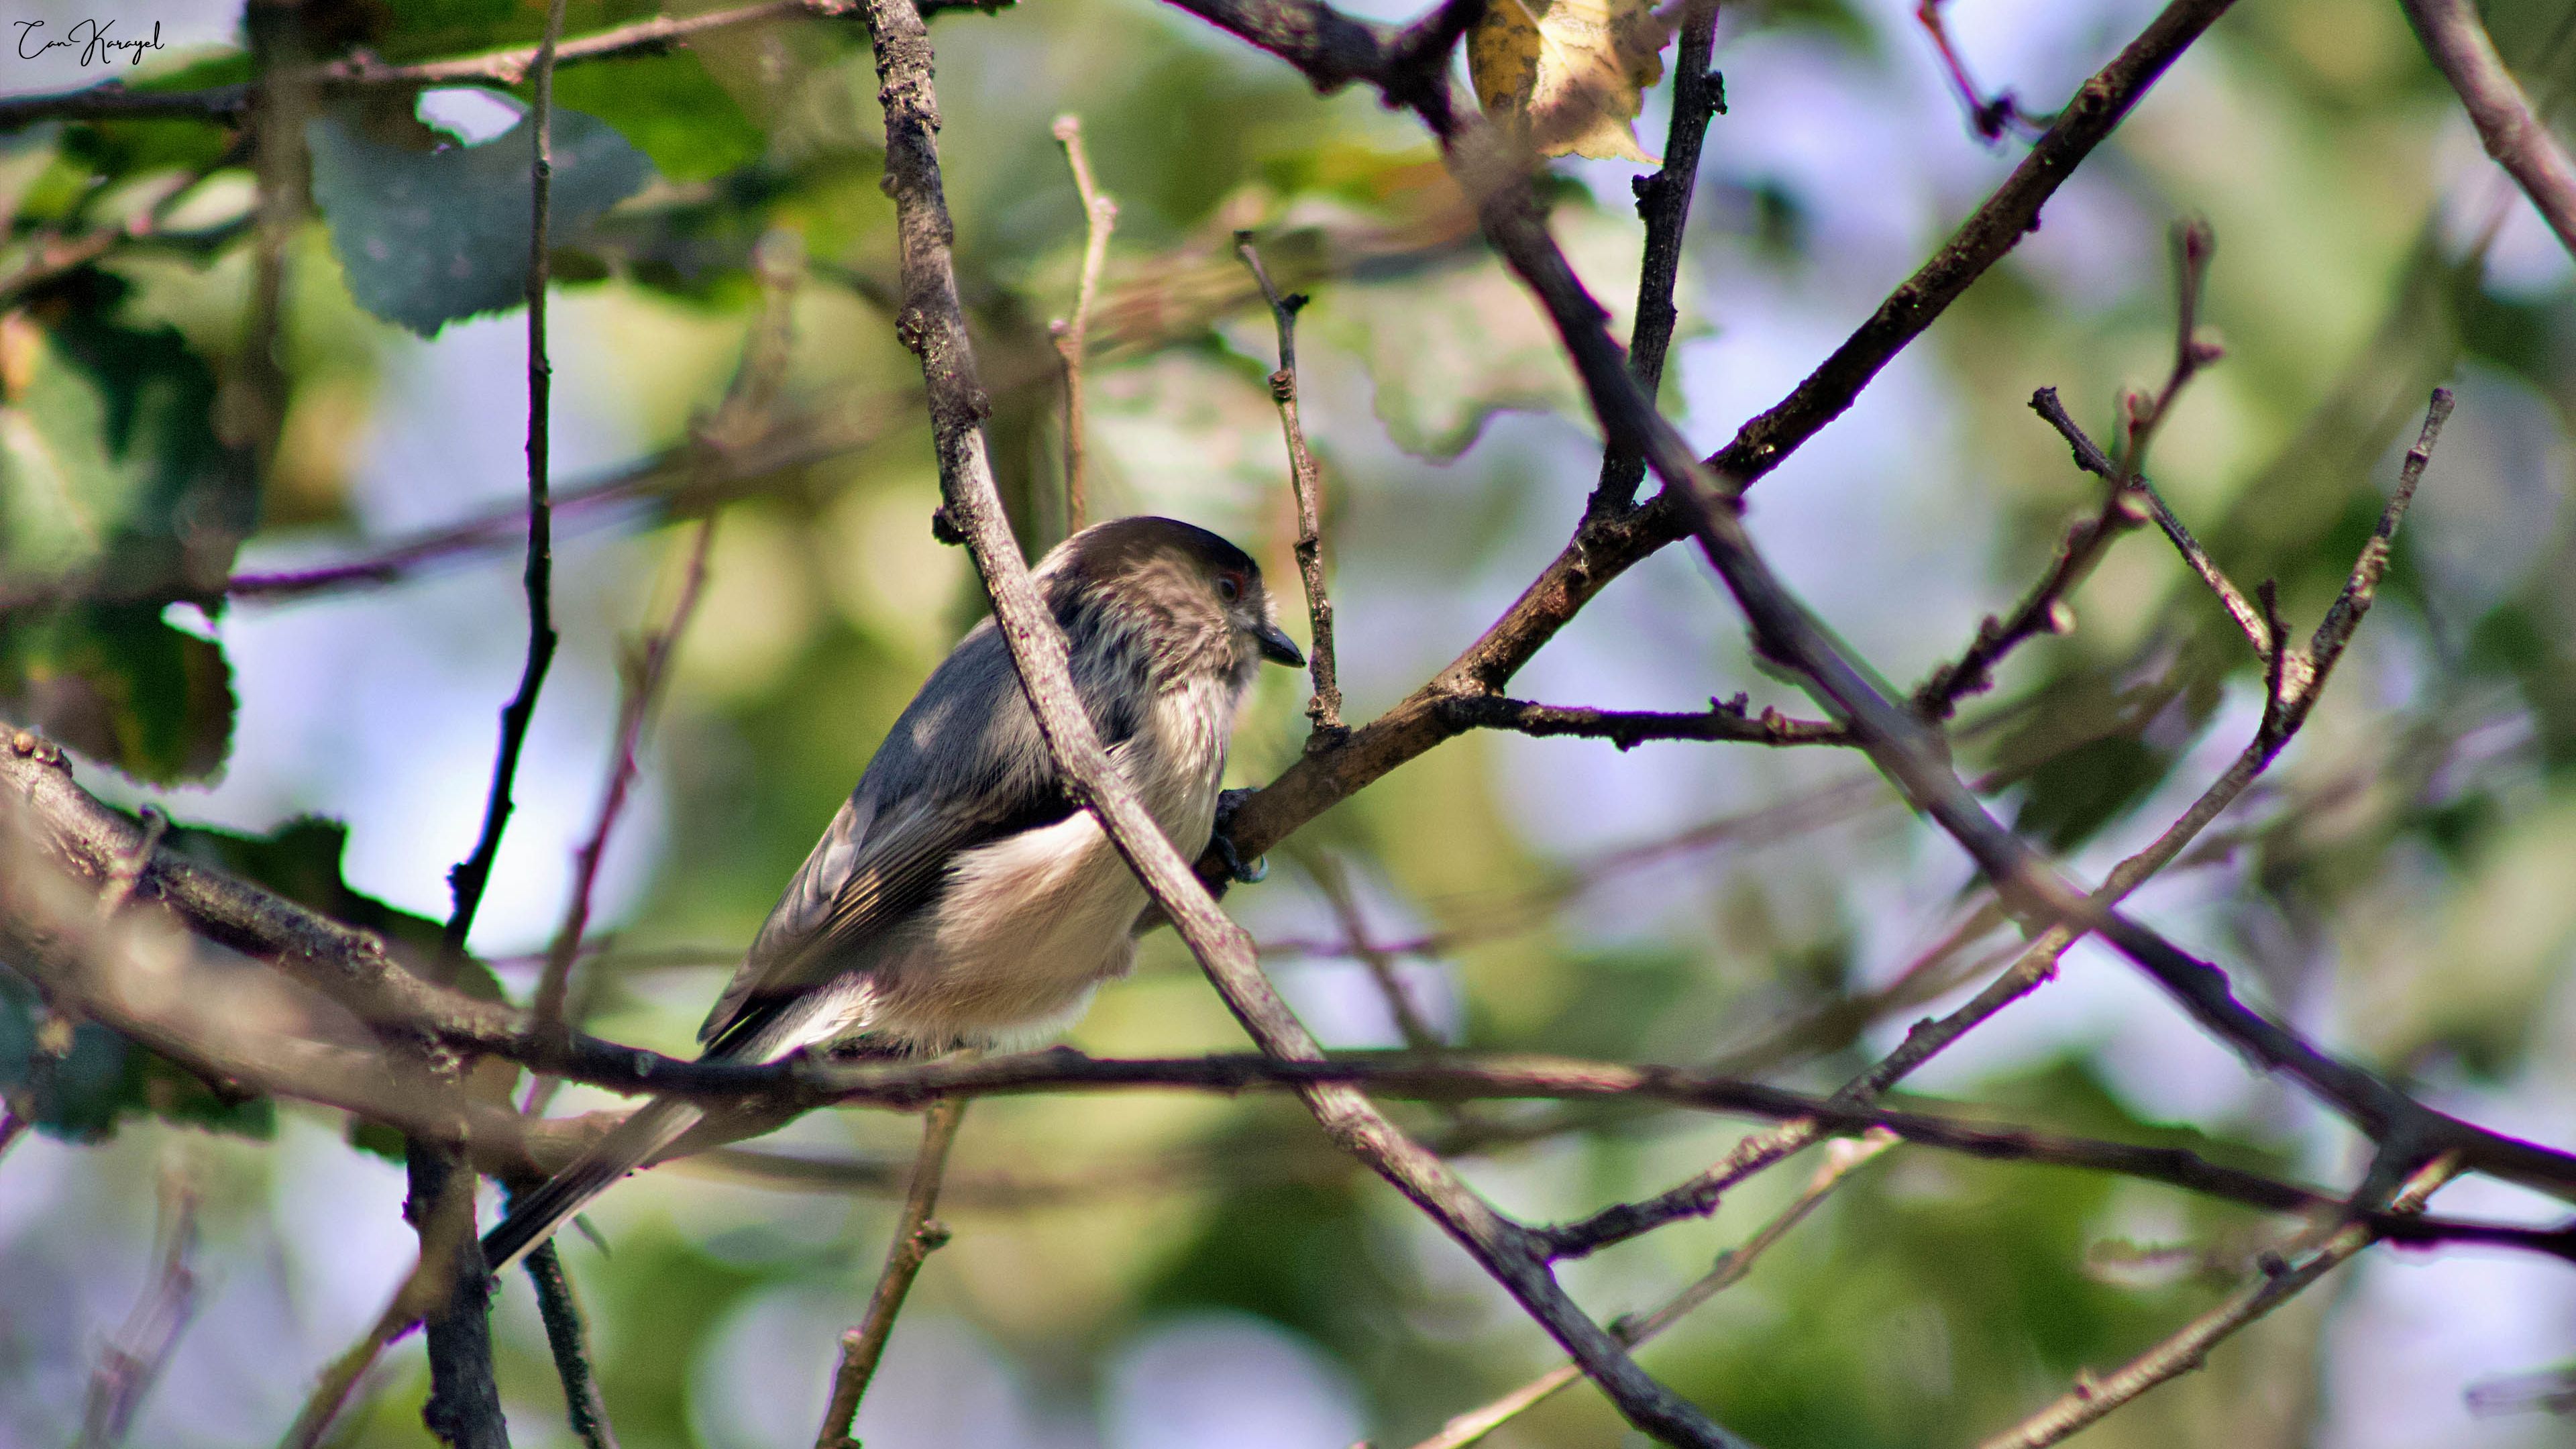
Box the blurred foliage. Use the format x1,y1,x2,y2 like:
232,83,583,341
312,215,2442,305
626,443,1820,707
307,97,652,335
0,969,274,1142
3,0,2576,1446
0,271,250,780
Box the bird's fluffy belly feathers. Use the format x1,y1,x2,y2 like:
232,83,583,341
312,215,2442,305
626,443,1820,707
840,675,1233,1051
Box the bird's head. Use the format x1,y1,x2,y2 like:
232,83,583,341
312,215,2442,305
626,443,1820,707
1037,515,1304,688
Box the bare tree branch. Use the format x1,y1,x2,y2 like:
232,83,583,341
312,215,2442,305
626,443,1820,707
2027,384,2270,661
814,1098,966,1448
1051,115,1117,536
1171,0,2576,1258
1440,693,1847,749
407,3,576,1440
522,515,718,1109
1589,0,1723,517
1976,1155,2462,1449
1411,1134,1895,1449
5,802,2566,1272
76,1173,200,1449
1306,855,1444,1052
1236,233,1346,741
523,1242,620,1449
2402,0,2576,261
1513,419,2471,1273
1917,220,2225,718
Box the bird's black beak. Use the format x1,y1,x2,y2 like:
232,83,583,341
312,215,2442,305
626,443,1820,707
1252,621,1305,667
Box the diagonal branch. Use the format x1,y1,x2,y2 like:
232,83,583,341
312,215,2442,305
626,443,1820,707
76,1175,201,1449
2027,384,2270,660
1976,1155,2461,1449
523,1242,619,1449
1699,0,2241,486
1410,1134,1895,1449
2401,0,2576,261
814,1098,966,1448
519,516,718,1120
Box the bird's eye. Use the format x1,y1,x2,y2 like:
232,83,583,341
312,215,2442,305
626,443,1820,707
1217,574,1242,602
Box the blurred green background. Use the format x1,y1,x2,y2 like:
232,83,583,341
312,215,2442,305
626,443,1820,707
4,0,2576,1446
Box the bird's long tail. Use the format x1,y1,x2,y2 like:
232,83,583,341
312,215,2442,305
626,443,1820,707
480,1095,706,1277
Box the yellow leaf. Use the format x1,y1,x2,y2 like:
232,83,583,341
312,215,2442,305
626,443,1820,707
1468,0,1676,163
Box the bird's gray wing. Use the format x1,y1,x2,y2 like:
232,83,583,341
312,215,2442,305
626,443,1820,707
696,623,1136,1056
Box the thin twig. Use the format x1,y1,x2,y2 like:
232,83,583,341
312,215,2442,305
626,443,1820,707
524,1242,620,1449
2027,386,2270,659
2401,0,2576,260
1236,232,1346,741
1411,1134,1895,1449
815,1098,966,1449
1589,0,1723,517
1976,1154,2462,1448
1261,775,1884,965
76,1172,201,1449
1050,115,1117,536
1440,693,1847,749
1916,220,2224,717
523,517,719,1105
405,5,574,1444
1915,0,2023,139
1307,856,1444,1051
446,0,572,959
276,1155,490,1449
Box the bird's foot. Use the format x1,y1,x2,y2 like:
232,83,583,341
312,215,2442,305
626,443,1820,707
1211,788,1268,884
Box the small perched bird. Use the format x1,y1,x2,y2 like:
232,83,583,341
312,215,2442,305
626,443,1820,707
482,515,1303,1273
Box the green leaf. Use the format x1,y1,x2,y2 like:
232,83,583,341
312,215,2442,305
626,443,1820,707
307,97,653,335
0,273,253,782
0,603,233,782
1303,191,1662,460
551,52,764,184
164,815,489,990
2,273,255,587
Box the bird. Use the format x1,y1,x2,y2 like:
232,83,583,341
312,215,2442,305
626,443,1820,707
480,515,1305,1275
